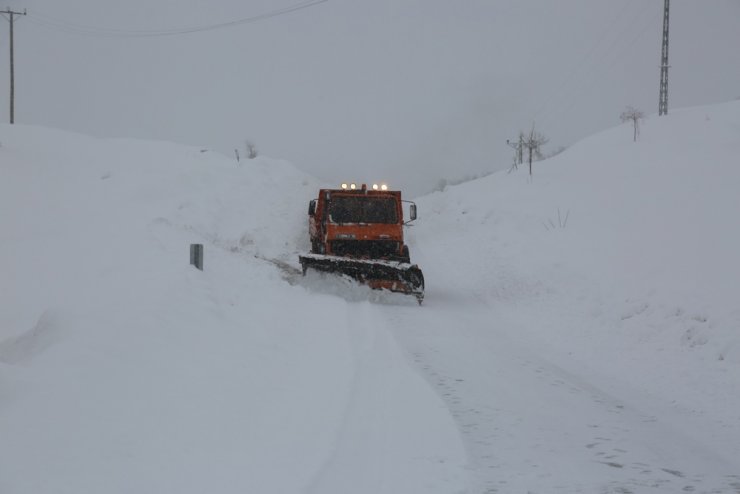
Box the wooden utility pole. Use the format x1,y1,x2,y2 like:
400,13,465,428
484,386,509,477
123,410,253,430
522,124,548,177
1,8,26,124
506,132,524,168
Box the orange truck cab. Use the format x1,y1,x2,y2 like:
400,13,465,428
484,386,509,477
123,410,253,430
307,185,416,262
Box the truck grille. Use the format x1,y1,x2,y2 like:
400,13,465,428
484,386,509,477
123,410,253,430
330,240,400,259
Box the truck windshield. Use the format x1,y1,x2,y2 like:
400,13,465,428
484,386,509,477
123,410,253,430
329,196,398,224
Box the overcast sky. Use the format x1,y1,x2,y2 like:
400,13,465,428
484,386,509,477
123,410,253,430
2,0,739,196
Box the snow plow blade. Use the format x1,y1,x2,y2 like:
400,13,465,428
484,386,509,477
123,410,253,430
299,253,425,302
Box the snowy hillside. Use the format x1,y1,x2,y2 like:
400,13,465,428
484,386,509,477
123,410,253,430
2,100,740,493
418,99,740,365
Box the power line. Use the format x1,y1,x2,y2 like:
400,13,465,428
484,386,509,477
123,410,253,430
528,0,641,122
542,8,662,129
26,0,328,38
535,2,660,130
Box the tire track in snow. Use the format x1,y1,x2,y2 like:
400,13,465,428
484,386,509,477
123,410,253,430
305,301,467,494
305,301,389,493
385,303,740,494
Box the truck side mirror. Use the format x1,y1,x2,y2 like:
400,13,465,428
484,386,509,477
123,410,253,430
308,199,317,216
409,203,417,221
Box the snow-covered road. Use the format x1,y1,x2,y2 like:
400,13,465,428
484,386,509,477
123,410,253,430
385,297,740,493
303,300,466,494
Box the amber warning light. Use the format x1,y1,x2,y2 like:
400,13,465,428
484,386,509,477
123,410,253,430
341,183,388,190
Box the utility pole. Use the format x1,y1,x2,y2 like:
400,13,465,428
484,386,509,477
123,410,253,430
522,124,548,177
658,0,670,116
1,8,26,124
506,132,524,169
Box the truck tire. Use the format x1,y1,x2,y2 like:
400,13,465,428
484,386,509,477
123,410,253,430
400,245,411,263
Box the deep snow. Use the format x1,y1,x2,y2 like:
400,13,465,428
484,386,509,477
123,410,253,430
1,100,740,493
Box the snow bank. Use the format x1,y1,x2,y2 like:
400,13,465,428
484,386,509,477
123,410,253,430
3,98,739,492
413,100,740,438
0,125,466,493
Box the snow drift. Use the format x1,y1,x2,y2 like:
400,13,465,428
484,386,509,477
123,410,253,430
0,126,466,493
2,99,740,493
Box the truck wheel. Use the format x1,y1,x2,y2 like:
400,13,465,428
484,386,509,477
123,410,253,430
400,245,411,263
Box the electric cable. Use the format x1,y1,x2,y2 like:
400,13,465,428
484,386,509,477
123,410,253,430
542,6,662,128
533,1,660,130
528,0,642,123
25,0,328,38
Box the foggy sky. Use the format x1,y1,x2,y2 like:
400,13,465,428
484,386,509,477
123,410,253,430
2,0,739,196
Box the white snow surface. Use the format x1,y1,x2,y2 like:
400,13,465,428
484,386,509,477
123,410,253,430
2,101,740,493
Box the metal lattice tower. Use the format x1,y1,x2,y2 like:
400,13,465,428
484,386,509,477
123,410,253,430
658,0,670,116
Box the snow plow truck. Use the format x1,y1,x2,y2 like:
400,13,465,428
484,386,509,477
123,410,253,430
299,183,425,303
